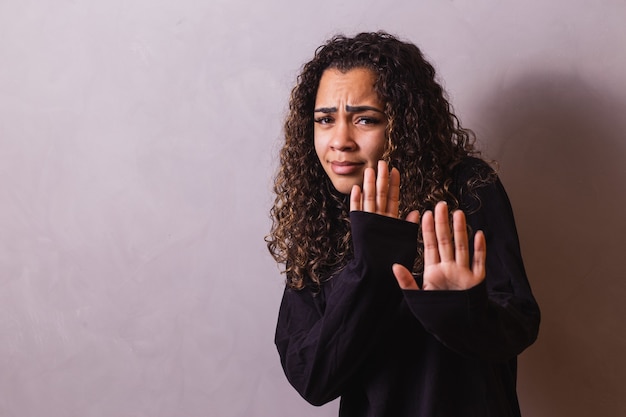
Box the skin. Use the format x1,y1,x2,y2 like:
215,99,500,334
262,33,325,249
314,68,388,195
313,67,486,291
350,162,487,291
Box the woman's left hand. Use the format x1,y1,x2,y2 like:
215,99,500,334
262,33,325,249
393,201,486,291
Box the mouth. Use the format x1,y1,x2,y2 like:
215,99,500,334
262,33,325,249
330,160,363,175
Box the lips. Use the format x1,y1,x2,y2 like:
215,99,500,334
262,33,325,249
330,161,363,175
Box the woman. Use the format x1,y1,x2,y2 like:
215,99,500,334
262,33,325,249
267,31,540,417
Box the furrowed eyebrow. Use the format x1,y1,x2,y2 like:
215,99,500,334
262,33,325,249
313,105,385,114
313,107,337,113
345,105,385,114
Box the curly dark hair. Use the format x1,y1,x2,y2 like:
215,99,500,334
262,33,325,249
267,31,483,290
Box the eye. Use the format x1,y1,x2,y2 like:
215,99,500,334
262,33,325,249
356,116,381,125
314,116,334,125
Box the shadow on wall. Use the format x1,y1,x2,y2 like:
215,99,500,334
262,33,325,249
480,73,626,417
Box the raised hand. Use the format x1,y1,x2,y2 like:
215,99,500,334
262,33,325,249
393,201,486,291
350,160,400,217
350,160,420,223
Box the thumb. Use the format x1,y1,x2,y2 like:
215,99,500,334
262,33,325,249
405,210,420,224
392,263,420,290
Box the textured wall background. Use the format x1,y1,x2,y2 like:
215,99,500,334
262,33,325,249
1,1,625,416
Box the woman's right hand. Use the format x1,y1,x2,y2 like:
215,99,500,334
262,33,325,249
350,160,419,223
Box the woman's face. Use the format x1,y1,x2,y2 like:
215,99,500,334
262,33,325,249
314,67,388,195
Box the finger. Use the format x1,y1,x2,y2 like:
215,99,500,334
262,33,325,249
421,210,440,266
386,167,400,217
453,210,469,267
362,167,376,212
472,230,487,282
376,161,389,215
350,185,362,212
434,201,454,262
405,210,420,224
392,263,420,290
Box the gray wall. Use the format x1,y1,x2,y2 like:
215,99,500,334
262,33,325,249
1,1,625,416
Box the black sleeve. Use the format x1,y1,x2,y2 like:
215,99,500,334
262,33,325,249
402,165,540,361
274,212,418,406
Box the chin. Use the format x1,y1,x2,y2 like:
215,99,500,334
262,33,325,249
330,180,359,195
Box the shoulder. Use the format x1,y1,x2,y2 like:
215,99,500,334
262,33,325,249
450,157,502,214
451,156,496,185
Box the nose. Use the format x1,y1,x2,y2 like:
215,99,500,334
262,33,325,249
329,121,356,151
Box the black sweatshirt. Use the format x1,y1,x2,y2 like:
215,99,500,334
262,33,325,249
275,158,540,417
